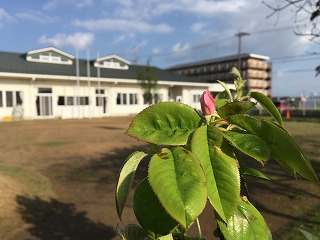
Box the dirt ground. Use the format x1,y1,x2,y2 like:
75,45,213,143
0,117,319,240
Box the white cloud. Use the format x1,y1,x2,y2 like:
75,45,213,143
43,0,93,11
191,23,205,33
0,8,14,22
16,10,56,24
38,32,94,50
169,42,191,60
120,0,246,18
74,18,173,33
152,47,160,55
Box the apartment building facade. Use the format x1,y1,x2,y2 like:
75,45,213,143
167,53,272,97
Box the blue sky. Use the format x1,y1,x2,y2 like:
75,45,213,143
0,0,320,97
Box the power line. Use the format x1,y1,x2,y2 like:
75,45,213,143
130,25,318,64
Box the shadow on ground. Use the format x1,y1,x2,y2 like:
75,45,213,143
16,195,116,240
46,145,150,186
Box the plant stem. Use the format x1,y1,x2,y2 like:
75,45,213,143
241,175,252,203
196,218,202,238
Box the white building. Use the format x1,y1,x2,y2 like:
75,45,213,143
0,47,228,120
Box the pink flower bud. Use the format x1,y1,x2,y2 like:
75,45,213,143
200,90,216,116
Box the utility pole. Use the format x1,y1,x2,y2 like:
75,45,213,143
235,31,250,72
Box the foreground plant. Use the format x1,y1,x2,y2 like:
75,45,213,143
115,67,319,240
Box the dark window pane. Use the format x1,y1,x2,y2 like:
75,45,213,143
57,96,65,105
122,93,127,105
116,93,121,105
38,88,52,93
16,91,23,105
67,96,74,105
6,91,13,107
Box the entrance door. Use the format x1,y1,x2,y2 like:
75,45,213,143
36,88,53,117
95,89,108,116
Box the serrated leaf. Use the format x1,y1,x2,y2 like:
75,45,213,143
227,115,319,185
218,101,255,118
250,91,283,125
133,178,179,237
126,102,202,145
123,224,149,240
148,147,207,229
240,167,270,180
191,125,240,222
223,130,270,164
116,151,148,220
216,99,230,110
217,196,272,240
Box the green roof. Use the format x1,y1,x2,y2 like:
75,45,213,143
0,51,205,83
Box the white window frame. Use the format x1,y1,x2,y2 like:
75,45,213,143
117,93,138,105
0,90,23,108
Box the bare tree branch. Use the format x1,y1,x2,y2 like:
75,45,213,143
263,0,320,39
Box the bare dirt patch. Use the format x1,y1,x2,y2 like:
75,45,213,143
0,118,319,239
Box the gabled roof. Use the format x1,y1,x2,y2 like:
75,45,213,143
27,47,75,59
94,54,130,70
95,54,130,65
0,50,206,84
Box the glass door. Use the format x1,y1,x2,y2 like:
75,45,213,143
36,88,53,117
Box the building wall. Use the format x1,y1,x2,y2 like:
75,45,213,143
168,54,272,97
0,77,211,120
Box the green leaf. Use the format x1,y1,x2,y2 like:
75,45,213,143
191,125,240,222
217,196,272,240
126,102,202,145
227,115,319,184
230,67,242,79
216,99,230,110
123,224,149,240
148,147,207,229
217,101,255,118
158,234,174,240
240,167,270,180
133,178,179,237
298,228,319,240
250,91,283,125
115,151,148,220
223,130,270,164
217,80,233,102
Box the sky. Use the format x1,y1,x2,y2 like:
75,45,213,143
0,0,320,97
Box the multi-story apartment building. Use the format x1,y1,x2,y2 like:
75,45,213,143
167,53,272,97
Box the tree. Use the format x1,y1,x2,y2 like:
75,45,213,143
137,59,158,105
263,0,320,76
263,0,320,39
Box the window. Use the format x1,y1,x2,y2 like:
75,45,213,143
57,96,89,106
0,90,23,108
117,93,138,105
40,53,62,63
143,93,163,105
58,96,65,105
38,88,52,93
193,94,201,103
6,91,13,107
95,89,105,94
154,94,163,104
67,96,74,106
129,93,138,105
79,96,89,105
